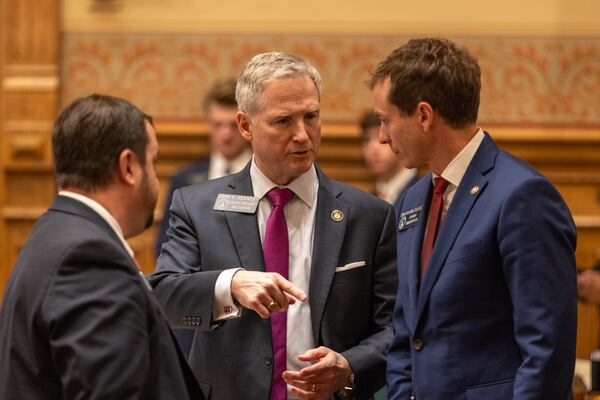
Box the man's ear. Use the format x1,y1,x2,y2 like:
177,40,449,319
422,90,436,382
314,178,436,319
116,149,138,186
416,101,434,132
237,111,253,142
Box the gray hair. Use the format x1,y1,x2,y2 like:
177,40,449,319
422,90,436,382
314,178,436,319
235,52,322,116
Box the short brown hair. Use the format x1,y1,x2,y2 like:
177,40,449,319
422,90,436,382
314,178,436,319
52,94,153,191
359,110,380,139
203,79,238,112
370,37,480,129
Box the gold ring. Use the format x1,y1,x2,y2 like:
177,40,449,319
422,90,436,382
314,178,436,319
311,383,317,392
267,301,279,313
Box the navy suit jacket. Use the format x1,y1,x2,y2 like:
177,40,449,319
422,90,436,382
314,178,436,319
0,196,204,400
149,164,398,399
387,133,577,400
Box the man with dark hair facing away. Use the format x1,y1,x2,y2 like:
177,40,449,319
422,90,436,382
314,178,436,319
0,94,205,400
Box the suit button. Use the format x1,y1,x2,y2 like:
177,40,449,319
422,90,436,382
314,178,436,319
264,356,272,365
413,338,424,351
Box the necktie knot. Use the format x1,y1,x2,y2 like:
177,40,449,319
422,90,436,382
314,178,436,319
433,177,449,196
266,187,294,207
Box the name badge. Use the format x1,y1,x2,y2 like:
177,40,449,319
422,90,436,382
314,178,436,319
398,205,422,231
213,194,259,214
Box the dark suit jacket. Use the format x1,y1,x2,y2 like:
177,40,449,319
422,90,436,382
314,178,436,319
156,158,211,356
387,133,577,400
0,196,205,400
149,164,398,400
156,158,210,257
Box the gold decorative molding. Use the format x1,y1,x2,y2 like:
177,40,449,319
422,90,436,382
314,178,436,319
3,76,59,92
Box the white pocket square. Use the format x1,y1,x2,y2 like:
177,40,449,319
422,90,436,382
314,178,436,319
335,261,366,272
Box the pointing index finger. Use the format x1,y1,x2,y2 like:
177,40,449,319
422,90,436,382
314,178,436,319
275,275,307,302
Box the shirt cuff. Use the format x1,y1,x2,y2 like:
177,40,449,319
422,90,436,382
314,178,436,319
212,268,243,321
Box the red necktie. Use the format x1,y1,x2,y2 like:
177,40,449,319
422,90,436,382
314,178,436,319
263,187,294,400
420,178,449,280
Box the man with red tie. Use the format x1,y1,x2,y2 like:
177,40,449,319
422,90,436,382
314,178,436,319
371,38,577,400
150,52,397,399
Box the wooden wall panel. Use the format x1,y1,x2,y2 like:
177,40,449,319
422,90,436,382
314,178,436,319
0,0,59,299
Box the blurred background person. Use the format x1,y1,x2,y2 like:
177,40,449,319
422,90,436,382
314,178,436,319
155,78,252,257
578,267,600,304
360,110,418,212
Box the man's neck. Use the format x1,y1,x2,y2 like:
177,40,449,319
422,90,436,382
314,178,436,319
429,124,479,175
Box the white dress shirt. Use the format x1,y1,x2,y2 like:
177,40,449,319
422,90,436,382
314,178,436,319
433,128,485,218
207,149,252,180
212,158,319,398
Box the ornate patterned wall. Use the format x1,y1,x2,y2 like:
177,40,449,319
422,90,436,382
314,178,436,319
62,33,600,125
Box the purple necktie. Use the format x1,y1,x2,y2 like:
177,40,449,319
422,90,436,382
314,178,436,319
264,187,294,400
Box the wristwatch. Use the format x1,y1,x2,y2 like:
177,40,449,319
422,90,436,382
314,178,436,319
337,373,355,399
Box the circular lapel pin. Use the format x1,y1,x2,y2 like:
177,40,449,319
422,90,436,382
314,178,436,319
331,210,344,222
470,186,480,195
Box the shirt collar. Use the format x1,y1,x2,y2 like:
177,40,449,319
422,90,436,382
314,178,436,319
249,157,318,208
210,149,253,175
433,128,485,188
58,190,134,257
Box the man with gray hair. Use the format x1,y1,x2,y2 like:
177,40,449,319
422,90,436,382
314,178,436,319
149,52,397,399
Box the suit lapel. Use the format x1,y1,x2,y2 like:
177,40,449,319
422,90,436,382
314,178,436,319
403,178,432,334
223,165,265,271
309,169,348,344
415,133,498,325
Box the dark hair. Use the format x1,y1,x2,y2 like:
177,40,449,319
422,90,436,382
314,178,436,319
369,37,480,129
359,110,380,138
52,94,153,191
203,79,238,112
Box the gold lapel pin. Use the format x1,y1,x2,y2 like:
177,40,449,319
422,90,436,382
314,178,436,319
470,186,480,195
331,210,344,222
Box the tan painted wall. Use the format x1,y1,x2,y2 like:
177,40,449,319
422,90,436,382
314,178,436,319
63,0,600,35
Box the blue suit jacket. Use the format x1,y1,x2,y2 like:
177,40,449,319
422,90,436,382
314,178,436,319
387,133,577,400
149,163,397,399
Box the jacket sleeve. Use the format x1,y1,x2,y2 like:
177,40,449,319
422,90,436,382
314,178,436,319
147,188,222,330
386,289,413,400
499,177,577,399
